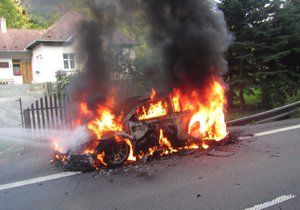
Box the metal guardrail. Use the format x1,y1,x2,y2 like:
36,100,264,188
227,101,300,126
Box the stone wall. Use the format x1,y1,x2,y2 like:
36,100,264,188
0,82,58,98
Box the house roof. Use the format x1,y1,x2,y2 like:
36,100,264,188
27,10,137,50
0,29,43,51
37,10,84,42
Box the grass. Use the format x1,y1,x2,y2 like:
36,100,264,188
244,88,262,106
227,88,264,121
232,88,262,107
227,88,300,121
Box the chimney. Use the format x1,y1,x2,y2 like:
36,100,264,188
0,18,7,33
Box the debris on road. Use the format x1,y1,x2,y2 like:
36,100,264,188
207,150,235,157
136,171,151,178
269,154,281,158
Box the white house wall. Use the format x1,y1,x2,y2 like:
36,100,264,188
0,58,13,82
0,52,31,84
31,43,76,83
13,74,23,84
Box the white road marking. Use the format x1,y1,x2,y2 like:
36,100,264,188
0,172,81,191
0,124,299,192
237,135,254,140
245,194,296,210
254,124,300,137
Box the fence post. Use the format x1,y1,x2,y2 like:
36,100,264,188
36,100,41,129
23,109,31,129
53,94,59,129
58,93,64,124
31,103,36,129
23,108,31,152
40,98,46,129
49,95,55,129
16,98,24,128
45,95,50,129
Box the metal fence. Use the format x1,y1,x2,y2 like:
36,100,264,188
23,94,72,130
227,101,300,126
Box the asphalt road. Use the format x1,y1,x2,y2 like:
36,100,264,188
0,118,300,210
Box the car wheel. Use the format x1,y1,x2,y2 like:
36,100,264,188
104,141,130,167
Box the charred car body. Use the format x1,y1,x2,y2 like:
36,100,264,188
53,85,227,169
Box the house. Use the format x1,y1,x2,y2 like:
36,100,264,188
0,18,42,84
0,10,137,84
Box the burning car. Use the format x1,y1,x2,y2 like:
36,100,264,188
52,78,228,169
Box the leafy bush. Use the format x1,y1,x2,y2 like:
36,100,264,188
55,70,76,93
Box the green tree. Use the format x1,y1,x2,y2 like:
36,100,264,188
0,0,50,29
64,0,90,15
255,0,300,108
219,0,300,109
0,0,30,28
219,0,272,109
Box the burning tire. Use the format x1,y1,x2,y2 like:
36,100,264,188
104,141,130,167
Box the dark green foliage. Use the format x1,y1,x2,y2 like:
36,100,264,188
220,0,300,109
220,0,270,109
255,0,300,108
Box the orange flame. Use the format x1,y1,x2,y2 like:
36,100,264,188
159,129,177,154
170,88,181,112
52,141,64,153
202,142,209,149
136,99,168,120
80,102,90,115
184,143,199,150
150,88,156,100
84,149,95,154
87,105,123,139
187,80,227,141
97,152,107,166
124,138,136,161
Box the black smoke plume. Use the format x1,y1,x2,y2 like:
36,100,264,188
143,0,232,92
69,0,121,104
69,0,231,105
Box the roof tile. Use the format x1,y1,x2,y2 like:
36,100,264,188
0,10,137,52
0,29,42,51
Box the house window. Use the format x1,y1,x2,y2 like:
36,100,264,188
0,62,9,68
63,53,75,70
13,60,21,76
